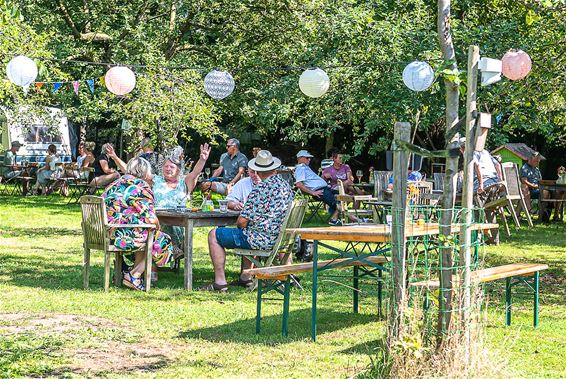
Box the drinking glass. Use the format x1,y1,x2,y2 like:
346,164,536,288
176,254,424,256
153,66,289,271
356,170,363,183
218,199,229,213
205,167,211,179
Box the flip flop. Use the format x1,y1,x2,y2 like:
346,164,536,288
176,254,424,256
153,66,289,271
197,282,228,292
122,272,145,291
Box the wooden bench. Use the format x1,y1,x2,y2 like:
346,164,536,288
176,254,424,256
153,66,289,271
244,255,388,337
411,263,549,327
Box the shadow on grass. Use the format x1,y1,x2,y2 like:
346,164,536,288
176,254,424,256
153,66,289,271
0,194,79,211
0,253,215,291
1,226,80,238
177,307,379,344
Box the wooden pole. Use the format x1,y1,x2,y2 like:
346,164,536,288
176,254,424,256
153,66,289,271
389,121,411,343
460,44,480,365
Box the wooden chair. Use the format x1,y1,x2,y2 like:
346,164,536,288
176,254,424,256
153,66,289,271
502,162,533,227
336,179,375,224
233,199,308,270
373,171,393,201
80,195,156,292
67,167,95,204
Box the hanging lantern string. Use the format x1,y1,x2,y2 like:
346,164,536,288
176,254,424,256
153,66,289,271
2,51,449,72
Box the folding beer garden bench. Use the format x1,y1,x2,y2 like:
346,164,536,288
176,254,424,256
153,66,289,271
244,255,388,338
411,263,549,327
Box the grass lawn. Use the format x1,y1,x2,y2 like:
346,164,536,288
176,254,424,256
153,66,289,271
0,196,564,378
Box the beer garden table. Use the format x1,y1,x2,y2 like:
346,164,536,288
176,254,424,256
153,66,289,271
156,208,239,290
287,222,499,341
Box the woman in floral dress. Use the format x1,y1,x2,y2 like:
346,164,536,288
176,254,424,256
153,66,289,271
102,157,173,291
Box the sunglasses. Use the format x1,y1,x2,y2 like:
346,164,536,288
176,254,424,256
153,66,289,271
226,145,235,148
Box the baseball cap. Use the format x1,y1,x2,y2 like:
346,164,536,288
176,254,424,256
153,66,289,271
11,140,23,147
296,150,314,158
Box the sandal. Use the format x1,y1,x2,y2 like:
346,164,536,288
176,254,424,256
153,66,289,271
229,277,255,291
122,272,145,291
197,282,228,292
173,246,184,260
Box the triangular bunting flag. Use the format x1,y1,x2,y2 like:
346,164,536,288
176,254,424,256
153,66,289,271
73,81,80,95
53,82,63,93
99,76,105,87
86,79,95,94
36,82,44,89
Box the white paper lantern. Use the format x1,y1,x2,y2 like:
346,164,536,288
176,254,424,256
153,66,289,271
402,61,434,92
298,68,330,98
105,66,136,95
6,55,38,90
203,70,235,100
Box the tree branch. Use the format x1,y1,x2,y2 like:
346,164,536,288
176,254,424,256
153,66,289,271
57,0,82,39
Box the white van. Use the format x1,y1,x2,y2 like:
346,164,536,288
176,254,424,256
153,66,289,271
0,107,72,164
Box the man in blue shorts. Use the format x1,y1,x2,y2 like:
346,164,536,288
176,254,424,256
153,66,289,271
201,150,293,292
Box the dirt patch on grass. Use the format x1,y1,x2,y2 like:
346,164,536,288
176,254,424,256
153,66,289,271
0,312,180,376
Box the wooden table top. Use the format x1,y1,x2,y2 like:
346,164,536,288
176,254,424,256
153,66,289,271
156,208,239,219
539,180,566,187
289,223,499,242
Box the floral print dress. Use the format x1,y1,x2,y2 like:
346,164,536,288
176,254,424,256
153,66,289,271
102,175,173,267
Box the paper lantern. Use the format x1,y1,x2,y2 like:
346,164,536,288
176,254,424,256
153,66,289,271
6,55,38,90
501,50,532,80
203,70,235,100
402,61,434,91
298,68,330,98
105,66,136,95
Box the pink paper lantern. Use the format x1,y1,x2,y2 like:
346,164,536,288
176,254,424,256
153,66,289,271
105,66,136,95
501,50,532,81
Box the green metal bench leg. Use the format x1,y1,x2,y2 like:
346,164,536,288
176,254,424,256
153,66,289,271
378,269,383,319
311,240,319,342
533,271,540,328
353,266,359,313
256,279,263,334
282,277,291,337
505,277,512,326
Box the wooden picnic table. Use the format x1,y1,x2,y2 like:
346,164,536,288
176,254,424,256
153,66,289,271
156,208,239,290
287,222,499,341
538,180,566,222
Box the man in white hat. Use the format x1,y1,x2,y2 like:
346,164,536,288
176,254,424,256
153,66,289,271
1,141,23,181
294,150,341,225
202,150,293,292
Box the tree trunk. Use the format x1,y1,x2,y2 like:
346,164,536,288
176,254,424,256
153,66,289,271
437,0,460,346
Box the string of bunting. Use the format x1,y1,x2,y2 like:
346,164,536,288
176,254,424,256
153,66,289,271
5,50,533,99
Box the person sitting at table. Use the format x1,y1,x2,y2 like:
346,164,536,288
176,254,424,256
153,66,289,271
294,149,342,226
520,151,550,215
322,150,362,195
102,156,174,291
0,140,23,181
202,150,294,292
226,168,261,211
32,144,60,195
386,167,423,190
461,138,503,245
137,137,160,175
90,143,122,190
553,166,565,221
200,138,248,195
109,143,211,258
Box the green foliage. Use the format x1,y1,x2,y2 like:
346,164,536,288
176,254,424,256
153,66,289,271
2,0,564,152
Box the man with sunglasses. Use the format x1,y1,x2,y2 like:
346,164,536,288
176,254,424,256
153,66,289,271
201,138,248,195
294,150,342,225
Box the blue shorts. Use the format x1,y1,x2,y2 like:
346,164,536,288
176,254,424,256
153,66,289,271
530,189,540,199
215,227,252,249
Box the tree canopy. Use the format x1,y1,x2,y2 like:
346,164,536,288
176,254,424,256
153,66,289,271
2,0,564,154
